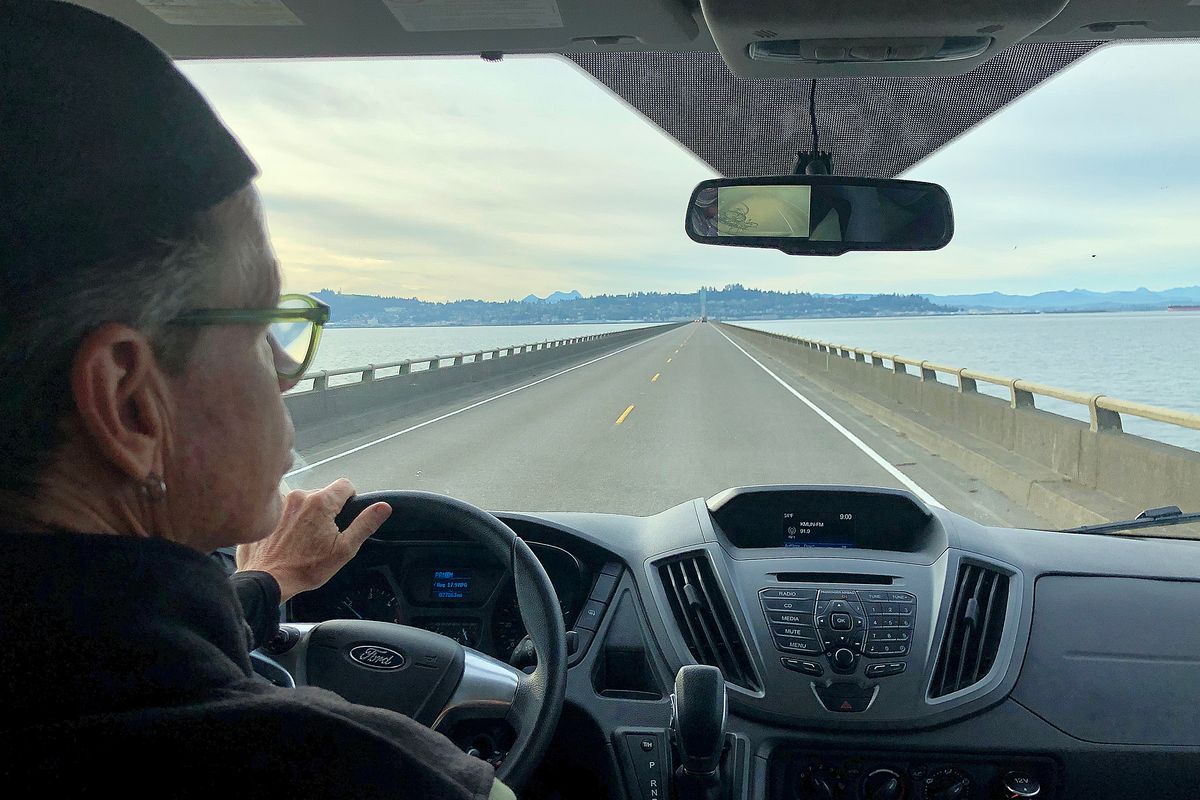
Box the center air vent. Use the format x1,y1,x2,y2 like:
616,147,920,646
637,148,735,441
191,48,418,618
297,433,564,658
658,553,760,691
929,562,1010,698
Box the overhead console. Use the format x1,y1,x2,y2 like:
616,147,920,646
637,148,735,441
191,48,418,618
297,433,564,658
699,0,1070,78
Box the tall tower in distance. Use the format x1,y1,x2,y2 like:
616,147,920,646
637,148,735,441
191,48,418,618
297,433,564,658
700,286,708,322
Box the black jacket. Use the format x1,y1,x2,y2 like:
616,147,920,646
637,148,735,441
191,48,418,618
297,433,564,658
0,530,497,799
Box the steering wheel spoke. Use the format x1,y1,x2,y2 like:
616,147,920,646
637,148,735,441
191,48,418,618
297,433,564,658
431,647,523,730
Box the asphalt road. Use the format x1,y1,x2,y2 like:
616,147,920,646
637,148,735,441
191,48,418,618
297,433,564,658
288,322,1048,527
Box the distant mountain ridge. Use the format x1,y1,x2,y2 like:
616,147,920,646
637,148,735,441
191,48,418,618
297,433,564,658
521,290,583,304
922,286,1200,311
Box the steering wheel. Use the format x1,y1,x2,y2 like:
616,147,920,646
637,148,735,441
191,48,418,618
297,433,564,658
255,491,567,790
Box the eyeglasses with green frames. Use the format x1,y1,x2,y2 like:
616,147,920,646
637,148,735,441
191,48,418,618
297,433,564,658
171,293,330,380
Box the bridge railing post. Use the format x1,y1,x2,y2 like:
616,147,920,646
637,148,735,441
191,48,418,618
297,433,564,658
312,371,329,391
361,365,376,382
957,368,977,393
1089,395,1123,433
428,356,440,370
892,357,906,376
398,360,411,375
920,360,937,382
1010,379,1035,408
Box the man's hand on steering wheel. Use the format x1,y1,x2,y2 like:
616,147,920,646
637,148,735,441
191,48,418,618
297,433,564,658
236,478,392,602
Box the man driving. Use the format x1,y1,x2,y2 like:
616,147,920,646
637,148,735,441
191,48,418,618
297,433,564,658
0,2,513,797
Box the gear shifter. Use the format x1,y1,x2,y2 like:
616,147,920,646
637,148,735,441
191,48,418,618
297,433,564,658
670,665,727,799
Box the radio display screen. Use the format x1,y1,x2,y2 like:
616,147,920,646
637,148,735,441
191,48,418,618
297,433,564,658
782,511,856,548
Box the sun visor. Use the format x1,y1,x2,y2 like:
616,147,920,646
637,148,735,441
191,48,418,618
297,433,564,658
698,0,1069,78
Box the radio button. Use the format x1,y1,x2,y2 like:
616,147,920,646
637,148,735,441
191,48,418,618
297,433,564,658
766,611,809,625
857,590,890,602
865,661,906,678
781,657,824,677
887,591,916,602
776,638,822,654
759,588,818,601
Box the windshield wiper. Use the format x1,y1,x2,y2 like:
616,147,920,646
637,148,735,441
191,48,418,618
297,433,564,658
1060,506,1200,535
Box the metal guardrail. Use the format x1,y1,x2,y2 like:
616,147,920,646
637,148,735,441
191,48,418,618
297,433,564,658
296,331,627,392
752,329,1200,435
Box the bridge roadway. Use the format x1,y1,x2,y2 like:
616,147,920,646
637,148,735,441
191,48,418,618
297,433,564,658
287,322,1050,528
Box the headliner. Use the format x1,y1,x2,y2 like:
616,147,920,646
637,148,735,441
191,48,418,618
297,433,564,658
69,1,1197,176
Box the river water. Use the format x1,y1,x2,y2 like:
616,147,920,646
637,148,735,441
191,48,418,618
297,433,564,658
736,311,1200,451
309,312,1199,451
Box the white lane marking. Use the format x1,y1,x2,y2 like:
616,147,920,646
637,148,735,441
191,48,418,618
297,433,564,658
287,328,681,478
713,326,945,508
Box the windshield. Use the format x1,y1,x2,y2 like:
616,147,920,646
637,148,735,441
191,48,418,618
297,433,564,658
182,43,1200,533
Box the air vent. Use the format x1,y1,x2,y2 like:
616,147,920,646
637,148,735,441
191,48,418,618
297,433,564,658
658,553,760,691
929,562,1010,698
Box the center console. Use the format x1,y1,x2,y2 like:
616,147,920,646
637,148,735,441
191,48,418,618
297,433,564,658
760,586,915,712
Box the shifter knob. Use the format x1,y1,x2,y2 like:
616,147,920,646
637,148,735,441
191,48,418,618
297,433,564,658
671,664,727,776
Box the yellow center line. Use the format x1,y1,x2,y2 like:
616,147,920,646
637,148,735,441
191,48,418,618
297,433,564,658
651,373,660,383
615,404,635,425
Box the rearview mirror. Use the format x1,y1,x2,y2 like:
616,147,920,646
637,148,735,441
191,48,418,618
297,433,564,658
685,176,953,256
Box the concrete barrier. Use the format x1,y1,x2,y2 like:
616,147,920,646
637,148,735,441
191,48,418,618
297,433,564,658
286,324,681,451
718,322,1200,528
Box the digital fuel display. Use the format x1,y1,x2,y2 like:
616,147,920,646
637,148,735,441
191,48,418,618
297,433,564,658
431,569,472,600
782,511,856,548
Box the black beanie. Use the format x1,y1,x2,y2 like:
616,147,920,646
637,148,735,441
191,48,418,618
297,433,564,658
0,0,259,286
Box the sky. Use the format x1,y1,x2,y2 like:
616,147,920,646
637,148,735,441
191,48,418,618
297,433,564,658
180,41,1200,302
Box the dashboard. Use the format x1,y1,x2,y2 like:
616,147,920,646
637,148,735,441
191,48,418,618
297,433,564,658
277,484,1200,800
291,524,600,661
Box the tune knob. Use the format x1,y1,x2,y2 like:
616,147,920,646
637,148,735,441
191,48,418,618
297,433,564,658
1000,772,1040,798
833,648,856,669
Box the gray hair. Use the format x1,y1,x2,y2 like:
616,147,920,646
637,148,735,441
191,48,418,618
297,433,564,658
0,190,250,495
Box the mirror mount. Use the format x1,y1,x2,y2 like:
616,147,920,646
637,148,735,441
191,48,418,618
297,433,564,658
792,151,834,176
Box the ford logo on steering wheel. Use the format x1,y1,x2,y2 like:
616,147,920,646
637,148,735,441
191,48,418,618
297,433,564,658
348,645,406,671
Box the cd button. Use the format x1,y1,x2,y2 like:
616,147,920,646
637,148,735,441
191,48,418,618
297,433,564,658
762,598,816,614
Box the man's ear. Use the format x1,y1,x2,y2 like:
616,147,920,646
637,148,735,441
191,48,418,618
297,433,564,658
69,323,171,482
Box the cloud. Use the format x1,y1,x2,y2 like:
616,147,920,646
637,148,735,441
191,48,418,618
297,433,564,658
180,42,1200,299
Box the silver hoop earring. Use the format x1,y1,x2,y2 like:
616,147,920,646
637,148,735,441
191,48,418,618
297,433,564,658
140,473,167,502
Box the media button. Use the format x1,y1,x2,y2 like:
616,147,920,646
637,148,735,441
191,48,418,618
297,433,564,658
766,611,809,625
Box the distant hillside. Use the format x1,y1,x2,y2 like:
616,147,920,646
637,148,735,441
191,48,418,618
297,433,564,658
923,286,1200,312
315,285,952,327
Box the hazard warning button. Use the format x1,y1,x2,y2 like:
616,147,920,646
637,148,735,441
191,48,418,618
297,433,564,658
812,682,876,713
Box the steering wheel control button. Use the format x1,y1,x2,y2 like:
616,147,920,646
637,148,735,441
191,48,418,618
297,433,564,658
1001,772,1041,798
576,599,607,631
813,682,876,713
781,657,824,676
830,613,852,630
864,661,906,678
